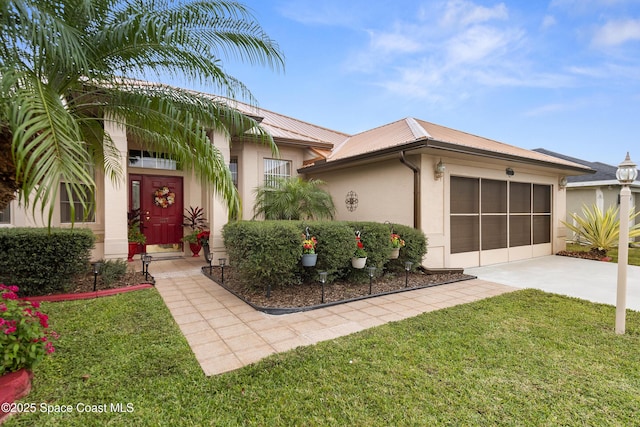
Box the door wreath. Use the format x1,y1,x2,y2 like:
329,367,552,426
153,186,175,208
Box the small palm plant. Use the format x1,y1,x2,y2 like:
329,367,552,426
563,204,640,257
253,177,335,220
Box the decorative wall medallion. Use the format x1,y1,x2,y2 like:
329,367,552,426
345,191,358,212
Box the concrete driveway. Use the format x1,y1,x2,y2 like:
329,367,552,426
466,255,640,311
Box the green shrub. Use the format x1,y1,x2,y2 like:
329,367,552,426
299,221,354,282
223,220,429,288
99,259,129,286
345,222,395,282
385,223,428,273
223,221,302,289
0,228,95,296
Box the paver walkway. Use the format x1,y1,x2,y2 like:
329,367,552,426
150,258,515,376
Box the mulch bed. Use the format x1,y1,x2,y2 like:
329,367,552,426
59,271,150,296
203,267,475,311
556,250,610,261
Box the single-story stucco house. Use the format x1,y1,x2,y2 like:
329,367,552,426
0,87,595,269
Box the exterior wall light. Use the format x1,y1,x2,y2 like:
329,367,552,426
434,160,445,180
559,176,568,189
615,152,638,334
506,168,515,177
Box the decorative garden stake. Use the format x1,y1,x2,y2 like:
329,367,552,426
319,271,328,303
405,261,413,288
367,266,376,295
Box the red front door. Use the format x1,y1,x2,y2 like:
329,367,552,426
130,175,183,246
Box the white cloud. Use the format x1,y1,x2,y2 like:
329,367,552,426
439,0,508,28
592,19,640,47
445,25,520,65
368,30,423,54
541,15,556,30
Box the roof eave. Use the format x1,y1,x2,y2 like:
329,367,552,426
300,137,595,175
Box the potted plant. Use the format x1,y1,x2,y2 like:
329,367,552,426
127,209,146,261
389,233,405,259
182,206,208,256
352,232,367,269
0,284,57,421
301,233,318,267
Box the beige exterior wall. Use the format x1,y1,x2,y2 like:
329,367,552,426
305,159,414,226
231,142,307,220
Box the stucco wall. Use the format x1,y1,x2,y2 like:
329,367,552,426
232,142,306,220
306,159,414,226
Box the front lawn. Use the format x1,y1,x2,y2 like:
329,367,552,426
7,289,640,426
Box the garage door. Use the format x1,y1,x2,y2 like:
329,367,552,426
450,176,552,266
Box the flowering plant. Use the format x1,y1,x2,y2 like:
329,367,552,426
197,230,210,246
354,235,367,258
390,233,405,248
302,235,318,254
1,284,58,374
182,230,210,245
153,186,176,208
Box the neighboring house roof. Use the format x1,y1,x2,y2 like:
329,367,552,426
533,148,639,186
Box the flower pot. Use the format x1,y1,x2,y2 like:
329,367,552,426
389,248,400,259
189,243,202,257
301,253,317,267
0,369,33,423
351,257,367,269
127,242,140,261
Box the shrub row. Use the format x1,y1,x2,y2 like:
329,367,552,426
222,220,428,289
0,227,95,296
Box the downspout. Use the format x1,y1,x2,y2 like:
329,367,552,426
399,151,421,229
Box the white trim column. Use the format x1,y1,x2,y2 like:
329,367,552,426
103,118,128,259
209,130,232,259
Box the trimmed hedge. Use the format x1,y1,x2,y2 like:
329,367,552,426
223,220,428,289
0,228,95,296
223,221,302,288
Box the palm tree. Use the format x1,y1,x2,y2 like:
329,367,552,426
253,177,336,220
0,0,284,223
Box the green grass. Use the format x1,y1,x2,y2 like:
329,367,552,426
7,289,640,426
566,242,640,266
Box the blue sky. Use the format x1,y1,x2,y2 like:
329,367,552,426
179,0,640,167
